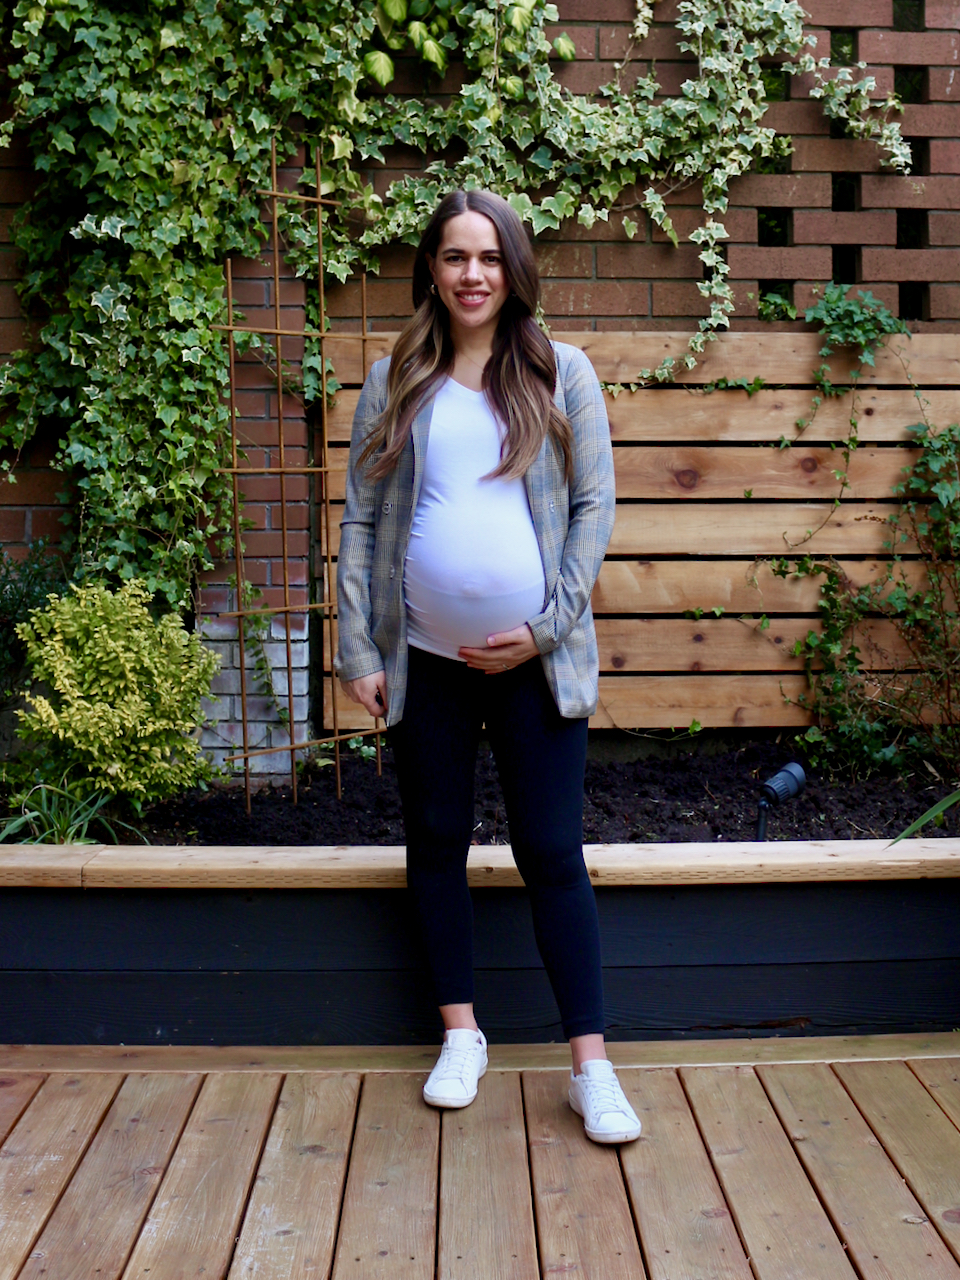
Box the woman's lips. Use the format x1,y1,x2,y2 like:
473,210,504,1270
455,292,489,306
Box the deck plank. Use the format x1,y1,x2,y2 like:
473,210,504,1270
834,1061,960,1266
228,1072,360,1280
909,1059,960,1132
330,1073,438,1280
0,1072,124,1280
759,1062,960,1280
18,1073,203,1280
3,1032,960,1075
523,1069,646,1279
618,1068,753,1280
437,1071,538,1280
120,1072,282,1280
681,1065,856,1280
0,1073,45,1145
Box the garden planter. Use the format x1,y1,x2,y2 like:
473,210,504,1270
1,838,958,1046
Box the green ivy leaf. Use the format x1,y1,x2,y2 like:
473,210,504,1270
552,33,576,60
421,38,446,71
89,102,120,136
364,49,395,85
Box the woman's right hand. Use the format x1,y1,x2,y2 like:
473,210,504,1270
340,671,388,719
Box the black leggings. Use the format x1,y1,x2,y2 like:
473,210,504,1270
389,645,604,1040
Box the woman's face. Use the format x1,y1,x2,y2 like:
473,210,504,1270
427,211,510,342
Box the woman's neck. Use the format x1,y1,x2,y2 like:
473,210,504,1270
450,325,495,392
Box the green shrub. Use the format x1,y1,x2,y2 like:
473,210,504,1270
12,579,219,807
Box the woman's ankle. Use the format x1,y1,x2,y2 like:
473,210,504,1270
570,1032,607,1075
439,1002,479,1034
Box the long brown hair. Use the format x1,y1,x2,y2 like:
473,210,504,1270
359,189,573,482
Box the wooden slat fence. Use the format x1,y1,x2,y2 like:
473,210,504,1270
316,331,960,731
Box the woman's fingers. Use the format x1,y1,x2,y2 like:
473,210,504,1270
340,673,387,717
459,623,539,671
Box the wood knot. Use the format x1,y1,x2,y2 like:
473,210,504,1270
611,654,625,669
674,468,700,490
800,455,818,474
693,633,704,643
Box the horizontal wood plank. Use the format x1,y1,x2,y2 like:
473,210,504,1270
592,556,926,614
612,445,916,500
318,332,958,388
607,501,904,556
316,444,917,503
322,500,905,558
0,846,102,888
593,672,812,727
322,672,814,730
322,386,956,444
596,616,908,672
72,837,960,889
2,1033,959,1074
604,387,957,443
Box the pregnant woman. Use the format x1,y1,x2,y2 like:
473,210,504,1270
336,189,641,1144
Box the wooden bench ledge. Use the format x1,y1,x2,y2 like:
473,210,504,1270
1,838,958,889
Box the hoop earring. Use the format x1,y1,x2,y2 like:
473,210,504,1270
430,283,437,295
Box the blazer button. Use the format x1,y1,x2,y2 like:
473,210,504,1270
548,500,556,512
388,566,395,578
382,501,393,513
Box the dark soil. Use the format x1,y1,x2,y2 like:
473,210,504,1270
142,734,960,846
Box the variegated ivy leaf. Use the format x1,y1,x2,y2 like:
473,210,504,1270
363,50,395,86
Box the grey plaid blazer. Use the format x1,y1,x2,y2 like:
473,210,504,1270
335,341,615,725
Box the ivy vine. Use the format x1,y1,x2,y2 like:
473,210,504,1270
0,0,911,605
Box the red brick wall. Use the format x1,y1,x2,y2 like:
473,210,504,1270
330,0,960,333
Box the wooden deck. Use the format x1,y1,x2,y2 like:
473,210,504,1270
1,1036,959,1278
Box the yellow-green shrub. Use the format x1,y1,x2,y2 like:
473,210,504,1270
14,580,219,806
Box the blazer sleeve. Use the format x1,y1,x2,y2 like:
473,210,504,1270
526,345,616,654
334,361,389,681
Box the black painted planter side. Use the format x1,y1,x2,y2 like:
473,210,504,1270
2,880,959,1044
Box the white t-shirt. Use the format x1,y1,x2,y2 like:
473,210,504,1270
403,377,546,661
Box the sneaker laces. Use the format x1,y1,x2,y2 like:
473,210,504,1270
435,1037,480,1078
579,1072,629,1116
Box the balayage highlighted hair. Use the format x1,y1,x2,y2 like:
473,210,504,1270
359,189,573,482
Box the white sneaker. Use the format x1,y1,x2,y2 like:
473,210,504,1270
423,1028,488,1108
569,1059,642,1144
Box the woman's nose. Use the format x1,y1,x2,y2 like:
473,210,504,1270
461,257,482,281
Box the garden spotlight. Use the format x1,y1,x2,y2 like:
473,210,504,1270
755,762,806,840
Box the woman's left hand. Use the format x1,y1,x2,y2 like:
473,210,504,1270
459,623,540,673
